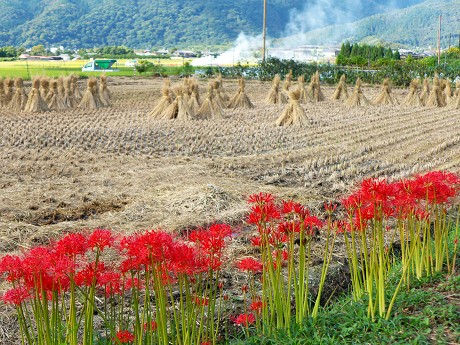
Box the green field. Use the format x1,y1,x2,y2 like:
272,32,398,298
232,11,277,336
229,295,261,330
0,59,190,79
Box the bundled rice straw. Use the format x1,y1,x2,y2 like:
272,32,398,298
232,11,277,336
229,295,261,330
420,78,430,105
443,79,452,104
40,78,50,99
403,79,423,107
0,77,6,107
4,78,14,103
309,71,325,102
70,74,82,101
455,80,460,98
275,88,309,127
298,75,311,103
78,78,100,110
346,78,370,106
24,78,50,112
331,74,348,100
227,78,254,109
46,79,68,110
212,80,227,109
426,76,446,107
196,83,223,119
189,83,201,112
373,78,399,105
8,78,28,111
176,92,195,121
150,80,173,118
216,73,229,102
162,98,179,120
99,75,111,106
265,74,281,104
279,70,292,104
62,77,77,108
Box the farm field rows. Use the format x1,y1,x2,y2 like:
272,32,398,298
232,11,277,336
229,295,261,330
0,76,459,342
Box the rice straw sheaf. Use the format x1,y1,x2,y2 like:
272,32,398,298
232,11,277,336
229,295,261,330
78,78,100,110
99,75,112,107
24,78,50,112
0,77,6,107
8,77,28,111
176,93,195,121
70,74,82,101
212,80,227,109
266,74,281,104
47,79,68,110
298,75,312,103
216,73,229,102
227,78,254,109
331,74,348,101
403,79,423,107
346,78,370,106
426,76,446,107
373,78,399,105
276,88,309,127
420,78,430,105
39,77,50,100
150,81,173,118
62,77,77,108
196,83,223,119
443,79,453,104
309,71,325,102
189,83,201,112
4,78,14,103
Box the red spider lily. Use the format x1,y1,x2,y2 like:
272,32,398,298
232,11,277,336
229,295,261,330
75,262,106,287
282,200,310,219
98,271,122,296
248,192,275,204
21,246,56,291
124,277,143,291
278,220,301,235
168,242,208,276
333,220,348,234
193,296,209,306
324,202,338,215
0,255,24,283
143,320,157,332
304,216,324,235
412,171,460,204
201,342,211,345
1,286,30,305
87,228,115,252
250,236,261,247
232,313,256,326
236,258,263,273
248,203,281,224
249,298,265,313
114,330,134,343
53,232,88,258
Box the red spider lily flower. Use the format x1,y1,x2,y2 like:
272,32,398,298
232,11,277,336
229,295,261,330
143,320,157,332
53,232,88,258
282,200,310,219
278,220,300,235
194,296,209,306
248,192,275,204
0,255,24,283
233,313,256,326
333,220,348,234
412,171,460,204
248,203,281,224
124,277,143,291
324,202,338,215
218,281,224,289
250,236,261,247
201,341,211,345
75,262,106,287
87,228,115,252
1,286,30,305
249,298,265,313
114,330,134,343
168,242,207,276
237,258,263,273
98,271,122,296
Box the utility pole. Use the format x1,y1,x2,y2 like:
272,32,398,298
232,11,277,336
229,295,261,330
262,0,267,63
437,15,442,66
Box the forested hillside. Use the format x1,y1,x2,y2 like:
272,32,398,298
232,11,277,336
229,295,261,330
0,0,428,48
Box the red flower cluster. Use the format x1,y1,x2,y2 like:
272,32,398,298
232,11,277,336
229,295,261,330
233,313,256,326
114,330,134,343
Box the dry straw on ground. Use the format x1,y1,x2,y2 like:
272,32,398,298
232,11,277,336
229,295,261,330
212,80,227,109
71,74,82,101
39,78,50,100
309,71,325,102
4,78,14,103
217,73,229,102
227,78,254,109
403,79,423,107
346,78,370,106
331,74,348,101
8,78,28,111
99,75,112,107
47,79,68,110
150,79,173,118
275,88,309,127
24,78,50,112
373,78,399,105
78,78,101,110
298,75,312,103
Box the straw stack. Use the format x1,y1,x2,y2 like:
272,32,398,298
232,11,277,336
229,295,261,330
99,75,111,106
4,78,14,103
196,83,223,119
298,75,311,103
0,78,6,107
8,78,28,111
212,80,227,109
216,73,229,102
403,79,423,107
426,76,446,107
227,78,254,109
47,79,68,110
189,83,201,112
309,71,325,102
346,78,370,106
40,78,50,100
276,88,309,127
266,74,281,104
70,74,82,101
331,74,348,101
150,79,173,118
420,78,430,105
176,91,195,121
443,79,453,104
62,77,77,108
24,78,50,112
373,78,399,105
78,78,100,110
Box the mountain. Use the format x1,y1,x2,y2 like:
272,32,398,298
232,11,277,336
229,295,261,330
0,0,428,48
282,0,460,48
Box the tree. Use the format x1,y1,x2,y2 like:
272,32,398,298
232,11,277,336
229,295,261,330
31,44,47,56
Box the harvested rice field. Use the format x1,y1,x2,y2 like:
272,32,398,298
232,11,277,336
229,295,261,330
0,76,459,342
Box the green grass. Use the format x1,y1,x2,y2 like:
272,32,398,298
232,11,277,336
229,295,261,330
231,272,460,345
0,59,187,79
